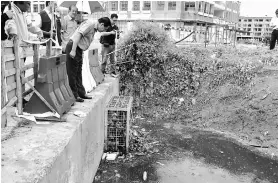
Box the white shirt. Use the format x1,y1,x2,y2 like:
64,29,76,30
270,16,278,30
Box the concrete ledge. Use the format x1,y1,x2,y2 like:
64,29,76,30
1,76,119,183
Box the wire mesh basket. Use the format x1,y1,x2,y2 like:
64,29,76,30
105,96,133,153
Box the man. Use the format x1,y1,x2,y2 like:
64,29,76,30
61,5,78,53
66,17,115,102
39,1,61,45
1,1,13,40
270,9,278,50
100,14,120,76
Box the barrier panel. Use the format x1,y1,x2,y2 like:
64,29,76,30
24,54,75,115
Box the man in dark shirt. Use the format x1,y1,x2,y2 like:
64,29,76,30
39,1,61,45
100,14,119,76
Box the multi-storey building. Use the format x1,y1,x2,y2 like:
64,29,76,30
91,1,241,43
237,16,272,40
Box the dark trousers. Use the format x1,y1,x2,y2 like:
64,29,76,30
270,29,278,50
65,40,86,99
101,44,116,74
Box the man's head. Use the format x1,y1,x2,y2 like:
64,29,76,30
97,17,112,32
276,9,278,17
69,5,78,19
46,1,57,13
14,1,30,12
110,14,118,25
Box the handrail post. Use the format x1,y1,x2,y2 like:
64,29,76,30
14,37,23,114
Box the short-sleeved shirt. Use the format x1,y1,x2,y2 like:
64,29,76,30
70,19,97,51
61,14,78,51
270,16,278,30
100,24,119,45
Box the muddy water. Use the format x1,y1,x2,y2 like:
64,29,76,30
94,123,278,183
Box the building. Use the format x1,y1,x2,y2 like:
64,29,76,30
91,1,241,43
237,16,272,40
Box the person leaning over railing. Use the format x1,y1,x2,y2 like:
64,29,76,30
100,13,120,77
66,17,115,102
270,9,278,50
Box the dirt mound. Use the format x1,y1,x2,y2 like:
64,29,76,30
185,48,278,156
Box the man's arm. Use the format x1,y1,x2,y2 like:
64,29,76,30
70,32,82,57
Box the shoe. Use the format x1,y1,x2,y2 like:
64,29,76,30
80,95,92,99
76,97,84,102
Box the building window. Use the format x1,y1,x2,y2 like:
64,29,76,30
120,1,128,11
248,19,252,22
157,1,165,10
33,4,38,12
198,2,202,12
143,1,151,11
259,19,263,22
110,1,118,11
185,2,195,11
133,1,140,11
248,24,251,27
168,1,176,10
239,19,241,22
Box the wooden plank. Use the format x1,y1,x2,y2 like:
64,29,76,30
5,60,15,70
14,37,23,115
7,89,16,101
23,88,33,97
1,42,7,109
1,107,7,115
5,68,16,77
22,63,34,71
3,54,15,62
2,40,14,47
4,47,13,54
33,44,39,84
5,96,17,107
22,75,34,84
6,82,16,92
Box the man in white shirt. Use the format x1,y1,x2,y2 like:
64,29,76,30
61,5,78,53
270,9,278,50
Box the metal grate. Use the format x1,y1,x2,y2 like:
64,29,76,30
105,96,133,153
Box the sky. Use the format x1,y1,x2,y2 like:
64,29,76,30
240,0,278,17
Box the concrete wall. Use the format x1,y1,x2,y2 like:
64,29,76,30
1,77,119,183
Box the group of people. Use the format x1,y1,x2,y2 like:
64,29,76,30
1,1,120,103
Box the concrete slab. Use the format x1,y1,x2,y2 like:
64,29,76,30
1,76,119,183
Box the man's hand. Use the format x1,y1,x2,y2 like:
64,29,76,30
70,50,76,58
5,10,14,19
